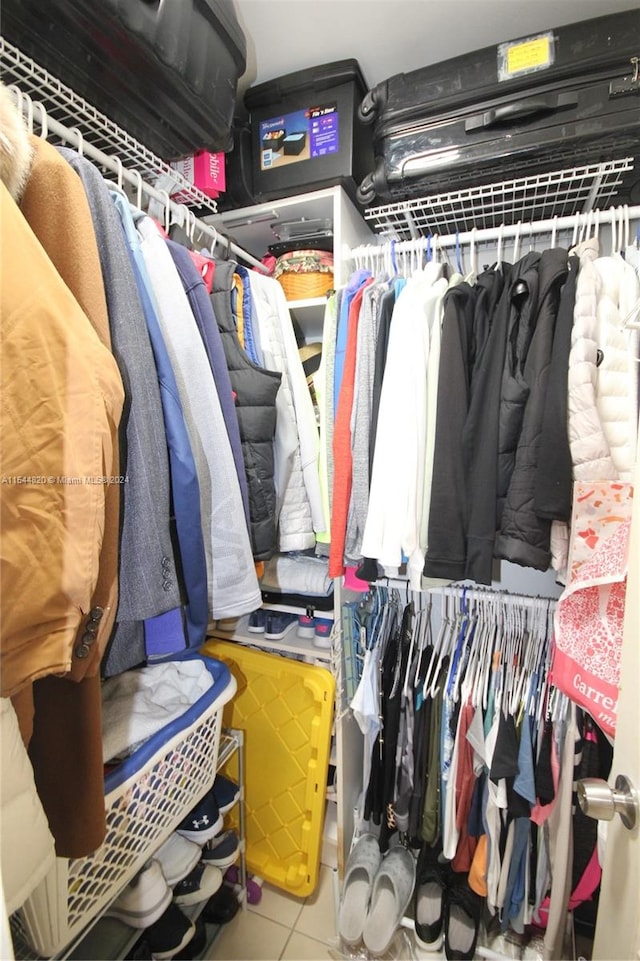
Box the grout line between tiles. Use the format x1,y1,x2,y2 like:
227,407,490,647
278,927,295,960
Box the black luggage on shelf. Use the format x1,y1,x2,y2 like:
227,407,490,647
356,10,640,206
1,0,246,161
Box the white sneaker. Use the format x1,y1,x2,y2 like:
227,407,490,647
154,833,202,886
105,860,172,928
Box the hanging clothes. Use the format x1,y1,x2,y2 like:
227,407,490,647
330,276,374,577
345,280,388,564
209,259,281,560
424,280,478,582
1,163,123,859
495,247,569,570
247,270,327,550
168,242,251,533
136,215,262,619
111,196,209,652
60,150,183,675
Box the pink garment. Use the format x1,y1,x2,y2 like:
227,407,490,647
188,250,215,293
343,565,370,592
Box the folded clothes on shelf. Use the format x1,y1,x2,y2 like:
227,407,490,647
260,552,334,597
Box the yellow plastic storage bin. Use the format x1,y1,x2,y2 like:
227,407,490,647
202,640,335,897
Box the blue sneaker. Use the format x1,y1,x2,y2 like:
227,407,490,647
297,614,316,639
264,611,298,640
200,830,239,869
313,617,333,649
247,609,267,634
176,792,223,843
212,774,240,815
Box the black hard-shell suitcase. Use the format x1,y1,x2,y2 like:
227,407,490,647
356,10,640,205
216,118,257,212
1,0,246,161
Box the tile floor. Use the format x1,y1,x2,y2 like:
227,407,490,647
204,865,339,961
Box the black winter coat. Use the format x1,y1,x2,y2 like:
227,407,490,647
495,247,569,569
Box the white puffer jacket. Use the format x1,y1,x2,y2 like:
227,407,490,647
0,698,55,915
594,253,639,481
249,272,326,551
567,239,618,480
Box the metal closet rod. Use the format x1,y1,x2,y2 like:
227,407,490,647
11,88,268,273
352,204,640,259
432,584,557,610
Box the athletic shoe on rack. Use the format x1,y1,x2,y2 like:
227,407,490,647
247,609,267,633
172,862,223,907
201,884,240,925
200,829,240,869
313,617,333,649
145,903,196,961
296,614,316,639
264,611,298,640
175,792,223,843
172,916,207,961
212,773,241,815
154,833,202,886
105,860,172,929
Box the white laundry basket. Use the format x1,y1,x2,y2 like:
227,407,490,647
15,654,236,957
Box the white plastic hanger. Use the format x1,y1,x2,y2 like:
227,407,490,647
513,221,522,263
467,227,478,282
132,169,144,211
610,205,618,257
423,591,457,699
496,222,504,271
413,597,433,690
402,602,418,698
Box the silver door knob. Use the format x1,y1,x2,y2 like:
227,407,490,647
577,775,638,831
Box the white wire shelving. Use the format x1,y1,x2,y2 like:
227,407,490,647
0,37,216,214
364,158,637,241
0,37,270,270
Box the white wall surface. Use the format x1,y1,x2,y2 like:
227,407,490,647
233,0,640,96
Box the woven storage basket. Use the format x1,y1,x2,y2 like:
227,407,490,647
274,248,334,301
15,655,236,957
278,270,334,300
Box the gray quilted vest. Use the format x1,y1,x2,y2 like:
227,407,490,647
210,261,281,560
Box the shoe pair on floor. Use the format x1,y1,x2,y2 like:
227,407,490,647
414,844,484,960
338,834,416,957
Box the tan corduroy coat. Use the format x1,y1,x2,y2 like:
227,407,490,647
1,84,125,856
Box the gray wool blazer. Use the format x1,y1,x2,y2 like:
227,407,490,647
58,150,181,669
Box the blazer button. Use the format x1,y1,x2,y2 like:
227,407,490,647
75,642,90,659
89,606,104,622
82,630,97,644
162,579,173,591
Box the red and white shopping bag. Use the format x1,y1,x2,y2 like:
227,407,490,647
552,482,633,737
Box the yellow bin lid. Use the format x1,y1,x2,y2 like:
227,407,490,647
202,639,335,897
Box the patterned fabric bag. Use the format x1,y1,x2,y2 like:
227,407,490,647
552,481,633,737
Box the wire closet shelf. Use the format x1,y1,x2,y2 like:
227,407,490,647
0,37,266,270
364,158,636,241
0,37,216,212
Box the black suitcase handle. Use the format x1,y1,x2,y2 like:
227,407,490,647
465,91,579,132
